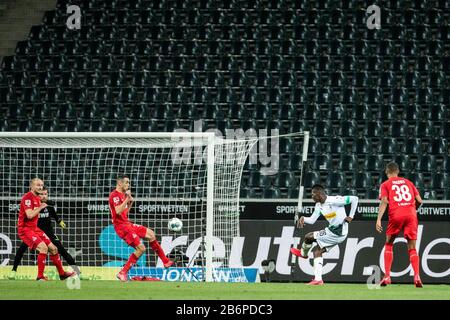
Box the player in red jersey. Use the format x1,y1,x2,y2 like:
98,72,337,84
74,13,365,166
18,178,75,281
376,162,423,288
109,174,174,282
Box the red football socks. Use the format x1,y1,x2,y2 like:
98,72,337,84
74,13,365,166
122,253,139,273
50,254,65,276
149,240,169,264
37,253,47,278
408,248,420,276
384,243,394,278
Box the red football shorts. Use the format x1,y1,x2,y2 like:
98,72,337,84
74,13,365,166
18,227,52,250
114,223,147,247
387,213,418,240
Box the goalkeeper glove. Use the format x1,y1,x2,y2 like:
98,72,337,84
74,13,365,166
58,220,67,229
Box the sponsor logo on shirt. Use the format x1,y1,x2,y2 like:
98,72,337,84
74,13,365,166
324,212,337,220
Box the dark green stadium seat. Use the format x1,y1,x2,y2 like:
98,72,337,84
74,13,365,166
403,103,423,120
326,172,345,189
426,104,448,121
303,171,320,188
440,154,450,171
404,138,422,154
350,104,372,120
326,137,346,154
416,155,437,172
379,138,398,154
336,120,357,137
365,188,380,199
274,171,297,188
253,105,272,120
353,171,373,189
308,137,322,154
352,137,372,154
445,189,450,201
422,190,437,200
313,120,333,137
441,122,450,138
389,120,410,137
363,154,384,172
216,119,235,133
312,154,332,171
393,155,413,172
364,120,384,137
150,104,171,119
432,173,449,190
340,154,358,172
277,104,299,120
428,138,448,155
202,104,223,119
240,188,249,198
247,171,261,188
414,120,437,138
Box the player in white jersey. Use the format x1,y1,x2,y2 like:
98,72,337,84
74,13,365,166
290,184,359,285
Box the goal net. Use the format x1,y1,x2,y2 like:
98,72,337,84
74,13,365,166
0,132,259,282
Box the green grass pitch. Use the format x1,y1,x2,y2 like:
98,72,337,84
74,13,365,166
0,281,449,300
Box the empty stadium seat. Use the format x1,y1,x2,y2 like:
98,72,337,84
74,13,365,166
352,137,372,154
326,137,346,154
365,188,380,199
340,154,358,172
408,172,425,189
432,173,449,190
0,0,448,198
404,138,422,154
363,155,384,172
379,137,399,154
393,155,413,172
416,155,437,172
312,154,332,171
326,172,346,189
364,120,384,137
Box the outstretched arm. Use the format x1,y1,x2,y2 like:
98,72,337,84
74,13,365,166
303,207,321,225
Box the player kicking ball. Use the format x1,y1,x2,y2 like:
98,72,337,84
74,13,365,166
290,185,358,285
109,175,174,282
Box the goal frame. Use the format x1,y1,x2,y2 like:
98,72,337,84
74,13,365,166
0,131,217,282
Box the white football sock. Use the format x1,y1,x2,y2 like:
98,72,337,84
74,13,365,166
301,242,312,257
314,257,323,281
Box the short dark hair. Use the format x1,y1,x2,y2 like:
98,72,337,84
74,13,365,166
385,162,399,174
117,174,129,182
312,184,325,192
42,186,48,192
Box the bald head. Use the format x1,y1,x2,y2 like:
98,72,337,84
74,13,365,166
30,178,44,195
